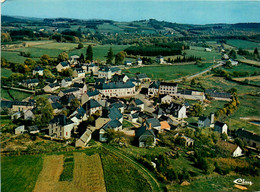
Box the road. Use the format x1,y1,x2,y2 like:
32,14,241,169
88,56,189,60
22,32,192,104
103,144,162,192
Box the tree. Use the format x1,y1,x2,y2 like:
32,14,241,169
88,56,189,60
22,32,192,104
254,48,259,55
43,69,54,79
1,57,9,67
58,52,69,61
24,58,36,67
34,97,54,127
229,49,237,60
106,47,114,64
86,45,93,61
235,138,245,149
78,42,84,49
190,103,203,116
144,136,154,147
60,68,73,77
70,98,80,112
115,51,126,65
79,53,84,63
40,54,51,65
221,133,228,141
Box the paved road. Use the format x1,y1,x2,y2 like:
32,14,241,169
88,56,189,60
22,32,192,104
135,93,155,113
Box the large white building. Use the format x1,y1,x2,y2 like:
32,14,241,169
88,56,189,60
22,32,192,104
95,81,136,98
159,82,178,95
98,67,121,79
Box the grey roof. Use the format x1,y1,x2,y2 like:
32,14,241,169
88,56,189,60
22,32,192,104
48,95,60,103
136,73,148,79
139,130,155,141
64,77,72,82
135,99,144,105
135,125,146,138
75,68,84,73
62,87,79,94
49,82,60,88
73,83,85,88
1,100,13,108
149,81,160,89
34,66,43,71
24,79,39,84
95,81,135,90
87,89,100,97
102,119,122,130
51,102,63,110
198,116,210,121
60,61,69,67
109,107,123,120
178,90,192,95
99,67,120,73
95,78,106,84
237,128,260,142
85,99,101,109
27,125,39,132
205,89,231,98
45,78,57,84
60,94,75,105
110,102,124,109
50,115,67,126
79,129,92,143
146,118,161,128
160,82,178,87
131,112,139,119
215,121,226,128
1,100,35,108
153,108,164,116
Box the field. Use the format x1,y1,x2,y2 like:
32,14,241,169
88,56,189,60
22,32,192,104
32,42,78,51
203,100,228,116
238,59,260,67
1,89,32,101
126,63,213,81
221,63,260,76
226,40,260,49
185,48,221,61
1,155,43,192
1,51,39,64
15,47,64,58
167,175,260,192
1,68,13,78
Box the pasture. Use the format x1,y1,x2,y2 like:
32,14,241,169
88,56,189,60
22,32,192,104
126,63,213,81
185,48,222,61
15,47,64,58
1,155,43,192
1,68,13,78
226,40,260,50
1,51,39,64
1,89,32,101
221,63,260,76
32,42,78,51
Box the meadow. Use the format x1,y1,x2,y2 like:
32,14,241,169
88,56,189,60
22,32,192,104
15,47,64,58
1,89,32,101
126,63,213,81
1,155,43,192
1,51,39,64
1,68,13,78
226,40,260,49
185,49,221,61
221,63,260,76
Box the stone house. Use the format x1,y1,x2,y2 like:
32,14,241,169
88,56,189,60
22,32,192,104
56,61,70,72
43,83,60,93
33,66,43,76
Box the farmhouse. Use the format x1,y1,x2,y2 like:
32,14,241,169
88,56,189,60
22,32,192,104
95,81,136,98
130,99,144,111
51,102,63,114
58,87,81,98
72,68,85,78
56,61,70,72
1,100,35,112
33,66,43,76
136,125,156,148
15,125,25,135
176,89,205,101
136,73,150,82
216,140,243,157
156,55,165,64
136,58,142,65
163,102,187,119
145,118,161,132
84,99,102,116
205,89,231,100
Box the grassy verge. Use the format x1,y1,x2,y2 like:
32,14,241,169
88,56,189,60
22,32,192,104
1,155,43,192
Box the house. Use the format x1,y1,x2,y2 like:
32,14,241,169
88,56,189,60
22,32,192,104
1,101,35,112
84,99,102,116
85,63,99,74
214,121,228,134
73,83,87,95
56,61,70,72
61,77,73,88
145,118,161,132
236,128,260,149
228,59,238,66
164,103,187,119
43,83,60,93
130,99,144,111
205,48,212,52
160,95,173,104
48,95,60,103
58,87,81,98
160,121,171,131
51,102,63,114
81,89,101,105
156,55,165,64
60,94,76,106
125,61,132,66
148,81,160,97
33,66,43,76
75,129,92,147
108,107,123,123
48,115,75,139
95,81,136,98
222,54,229,60
45,78,57,84
69,55,79,65
136,74,150,83
15,125,25,135
129,112,139,123
198,117,211,128
69,107,87,125
111,74,129,83
159,82,178,96
136,58,142,65
72,68,85,78
137,126,156,147
110,101,125,114
137,112,153,124
216,140,243,157
174,133,194,147
205,89,231,100
98,67,121,79
23,109,35,120
11,111,22,120
99,120,122,142
22,79,39,88
28,125,40,134
129,78,141,86
152,108,164,119
176,89,205,101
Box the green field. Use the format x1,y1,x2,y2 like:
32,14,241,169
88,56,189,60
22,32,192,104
203,100,228,116
185,49,221,61
126,63,213,81
69,44,130,61
1,89,32,101
167,175,260,192
1,68,13,78
221,63,260,76
1,155,43,192
15,47,64,58
33,42,78,51
227,40,260,50
1,51,39,64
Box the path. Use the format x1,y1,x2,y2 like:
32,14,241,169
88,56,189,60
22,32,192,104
103,144,162,192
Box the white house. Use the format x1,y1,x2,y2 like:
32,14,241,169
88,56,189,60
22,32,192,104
98,67,121,80
159,82,178,96
72,68,85,78
214,121,228,134
61,78,73,88
33,66,44,76
205,48,212,52
70,55,80,65
15,125,25,135
156,55,165,64
160,95,173,104
43,83,60,93
136,58,142,65
99,120,122,142
56,61,70,72
84,99,102,116
125,61,132,66
148,81,160,97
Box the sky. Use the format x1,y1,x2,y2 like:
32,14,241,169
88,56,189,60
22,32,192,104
1,0,260,24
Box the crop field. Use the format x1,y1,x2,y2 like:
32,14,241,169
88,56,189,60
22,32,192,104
1,68,13,78
238,59,260,67
1,155,43,192
185,48,222,61
221,63,260,76
98,23,124,33
226,40,260,49
1,51,39,64
32,42,78,51
167,175,260,192
127,63,213,81
1,89,32,101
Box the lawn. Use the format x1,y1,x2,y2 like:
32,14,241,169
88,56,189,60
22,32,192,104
1,89,32,101
126,63,213,81
1,51,39,64
167,175,260,192
203,100,228,117
100,148,152,192
1,155,43,192
226,40,260,50
69,44,130,61
185,49,222,61
1,68,13,78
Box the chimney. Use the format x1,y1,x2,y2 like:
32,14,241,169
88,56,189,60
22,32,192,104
210,113,214,124
149,123,152,130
